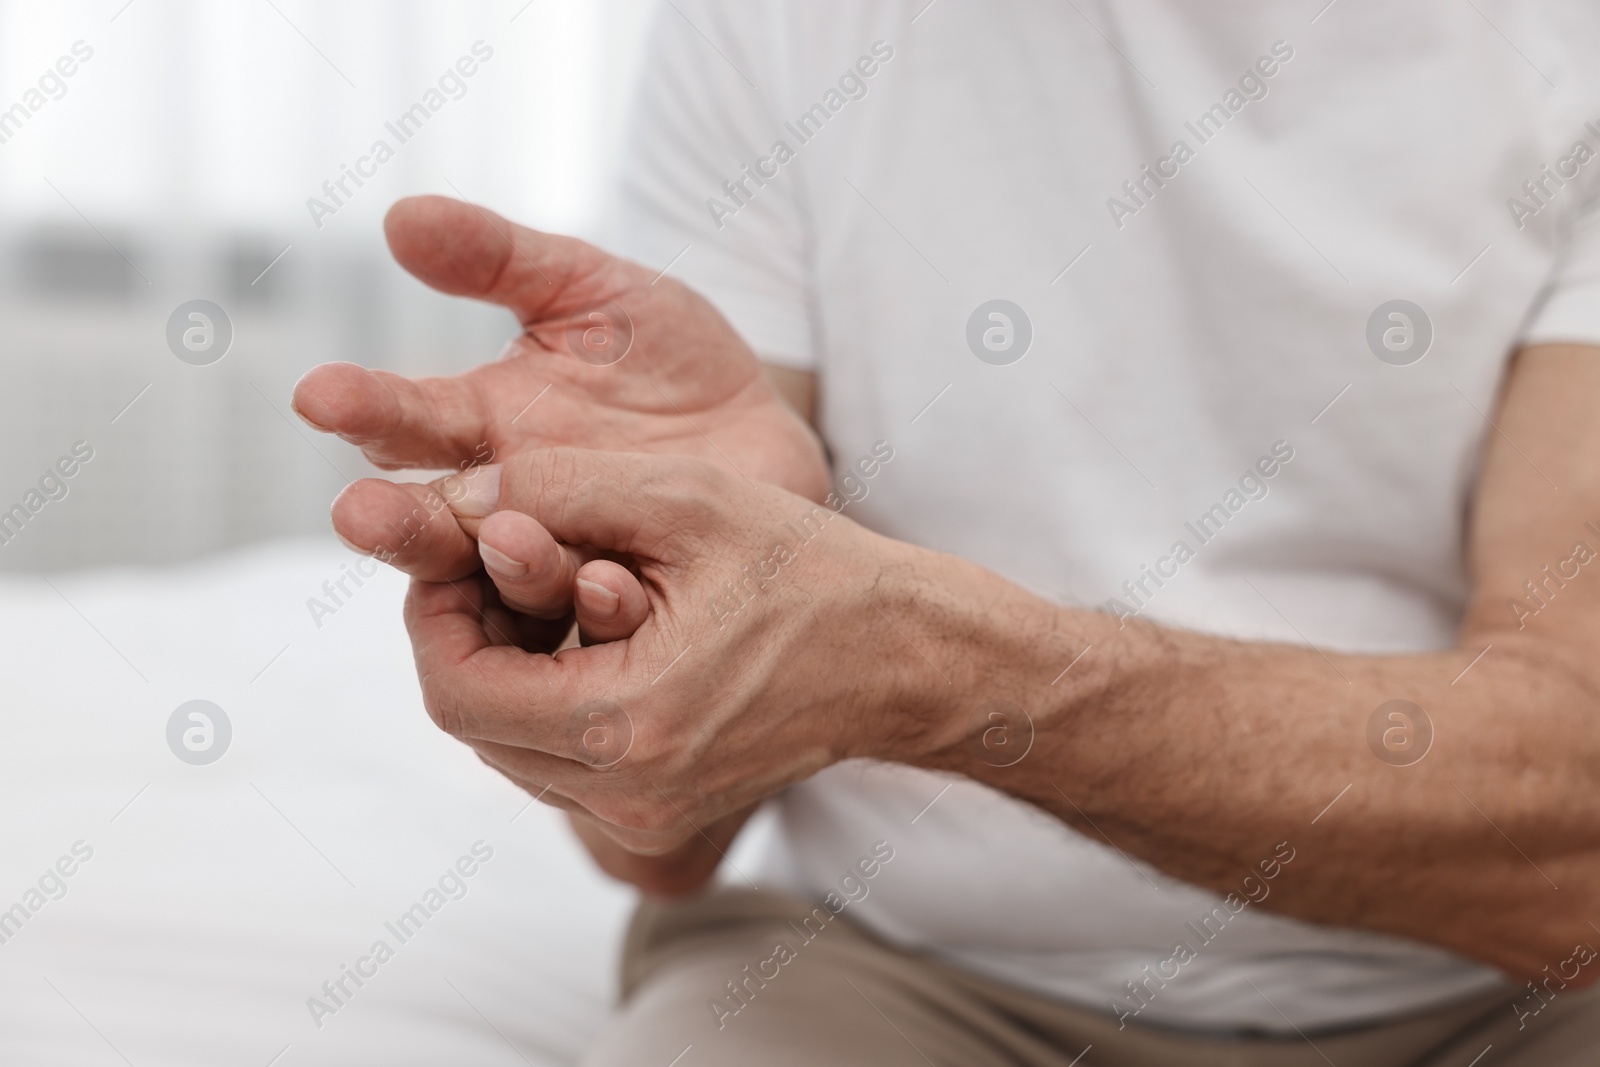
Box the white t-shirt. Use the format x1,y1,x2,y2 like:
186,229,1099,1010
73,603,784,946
605,0,1600,1033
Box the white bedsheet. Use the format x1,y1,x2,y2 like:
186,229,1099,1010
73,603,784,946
0,538,704,1066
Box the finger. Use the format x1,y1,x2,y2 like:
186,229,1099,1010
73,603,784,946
476,752,582,815
292,361,497,471
332,479,480,581
384,195,646,327
404,577,494,689
447,450,725,562
470,750,692,857
574,559,650,644
469,507,651,637
408,571,573,657
475,509,587,620
471,740,594,800
405,576,623,748
472,739,696,855
471,571,575,653
408,584,691,853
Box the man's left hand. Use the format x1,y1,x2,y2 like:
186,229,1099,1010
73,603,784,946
405,448,970,853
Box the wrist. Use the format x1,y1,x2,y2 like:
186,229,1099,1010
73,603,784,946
862,544,1147,800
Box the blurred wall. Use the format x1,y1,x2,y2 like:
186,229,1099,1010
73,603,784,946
0,0,653,570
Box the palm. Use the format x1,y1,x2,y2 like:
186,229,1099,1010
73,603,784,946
441,269,818,494
294,196,826,499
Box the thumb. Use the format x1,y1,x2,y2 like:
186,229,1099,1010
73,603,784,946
447,449,728,564
384,195,642,327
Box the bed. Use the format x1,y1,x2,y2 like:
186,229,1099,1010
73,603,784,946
0,538,765,1065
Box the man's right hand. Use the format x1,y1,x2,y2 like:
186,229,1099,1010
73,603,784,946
292,195,829,580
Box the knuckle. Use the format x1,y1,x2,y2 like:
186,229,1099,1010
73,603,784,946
643,801,680,836
595,794,683,837
419,673,466,737
618,825,693,858
653,454,717,496
640,459,729,539
360,448,408,471
509,447,576,513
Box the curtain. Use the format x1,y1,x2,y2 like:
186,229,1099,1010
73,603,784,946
0,0,654,570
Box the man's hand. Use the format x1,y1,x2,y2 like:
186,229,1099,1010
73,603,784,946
426,487,754,896
293,195,829,581
404,449,948,855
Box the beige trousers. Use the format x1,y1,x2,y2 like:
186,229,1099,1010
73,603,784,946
581,889,1600,1067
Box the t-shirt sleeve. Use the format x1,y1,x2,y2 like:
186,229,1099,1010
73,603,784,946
1522,169,1600,347
600,0,816,370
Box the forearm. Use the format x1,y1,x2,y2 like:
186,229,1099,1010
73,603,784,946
866,541,1600,976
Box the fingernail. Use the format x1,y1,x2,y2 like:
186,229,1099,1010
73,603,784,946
334,529,368,555
480,540,528,579
577,578,621,620
289,395,331,432
450,464,501,517
338,531,395,567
